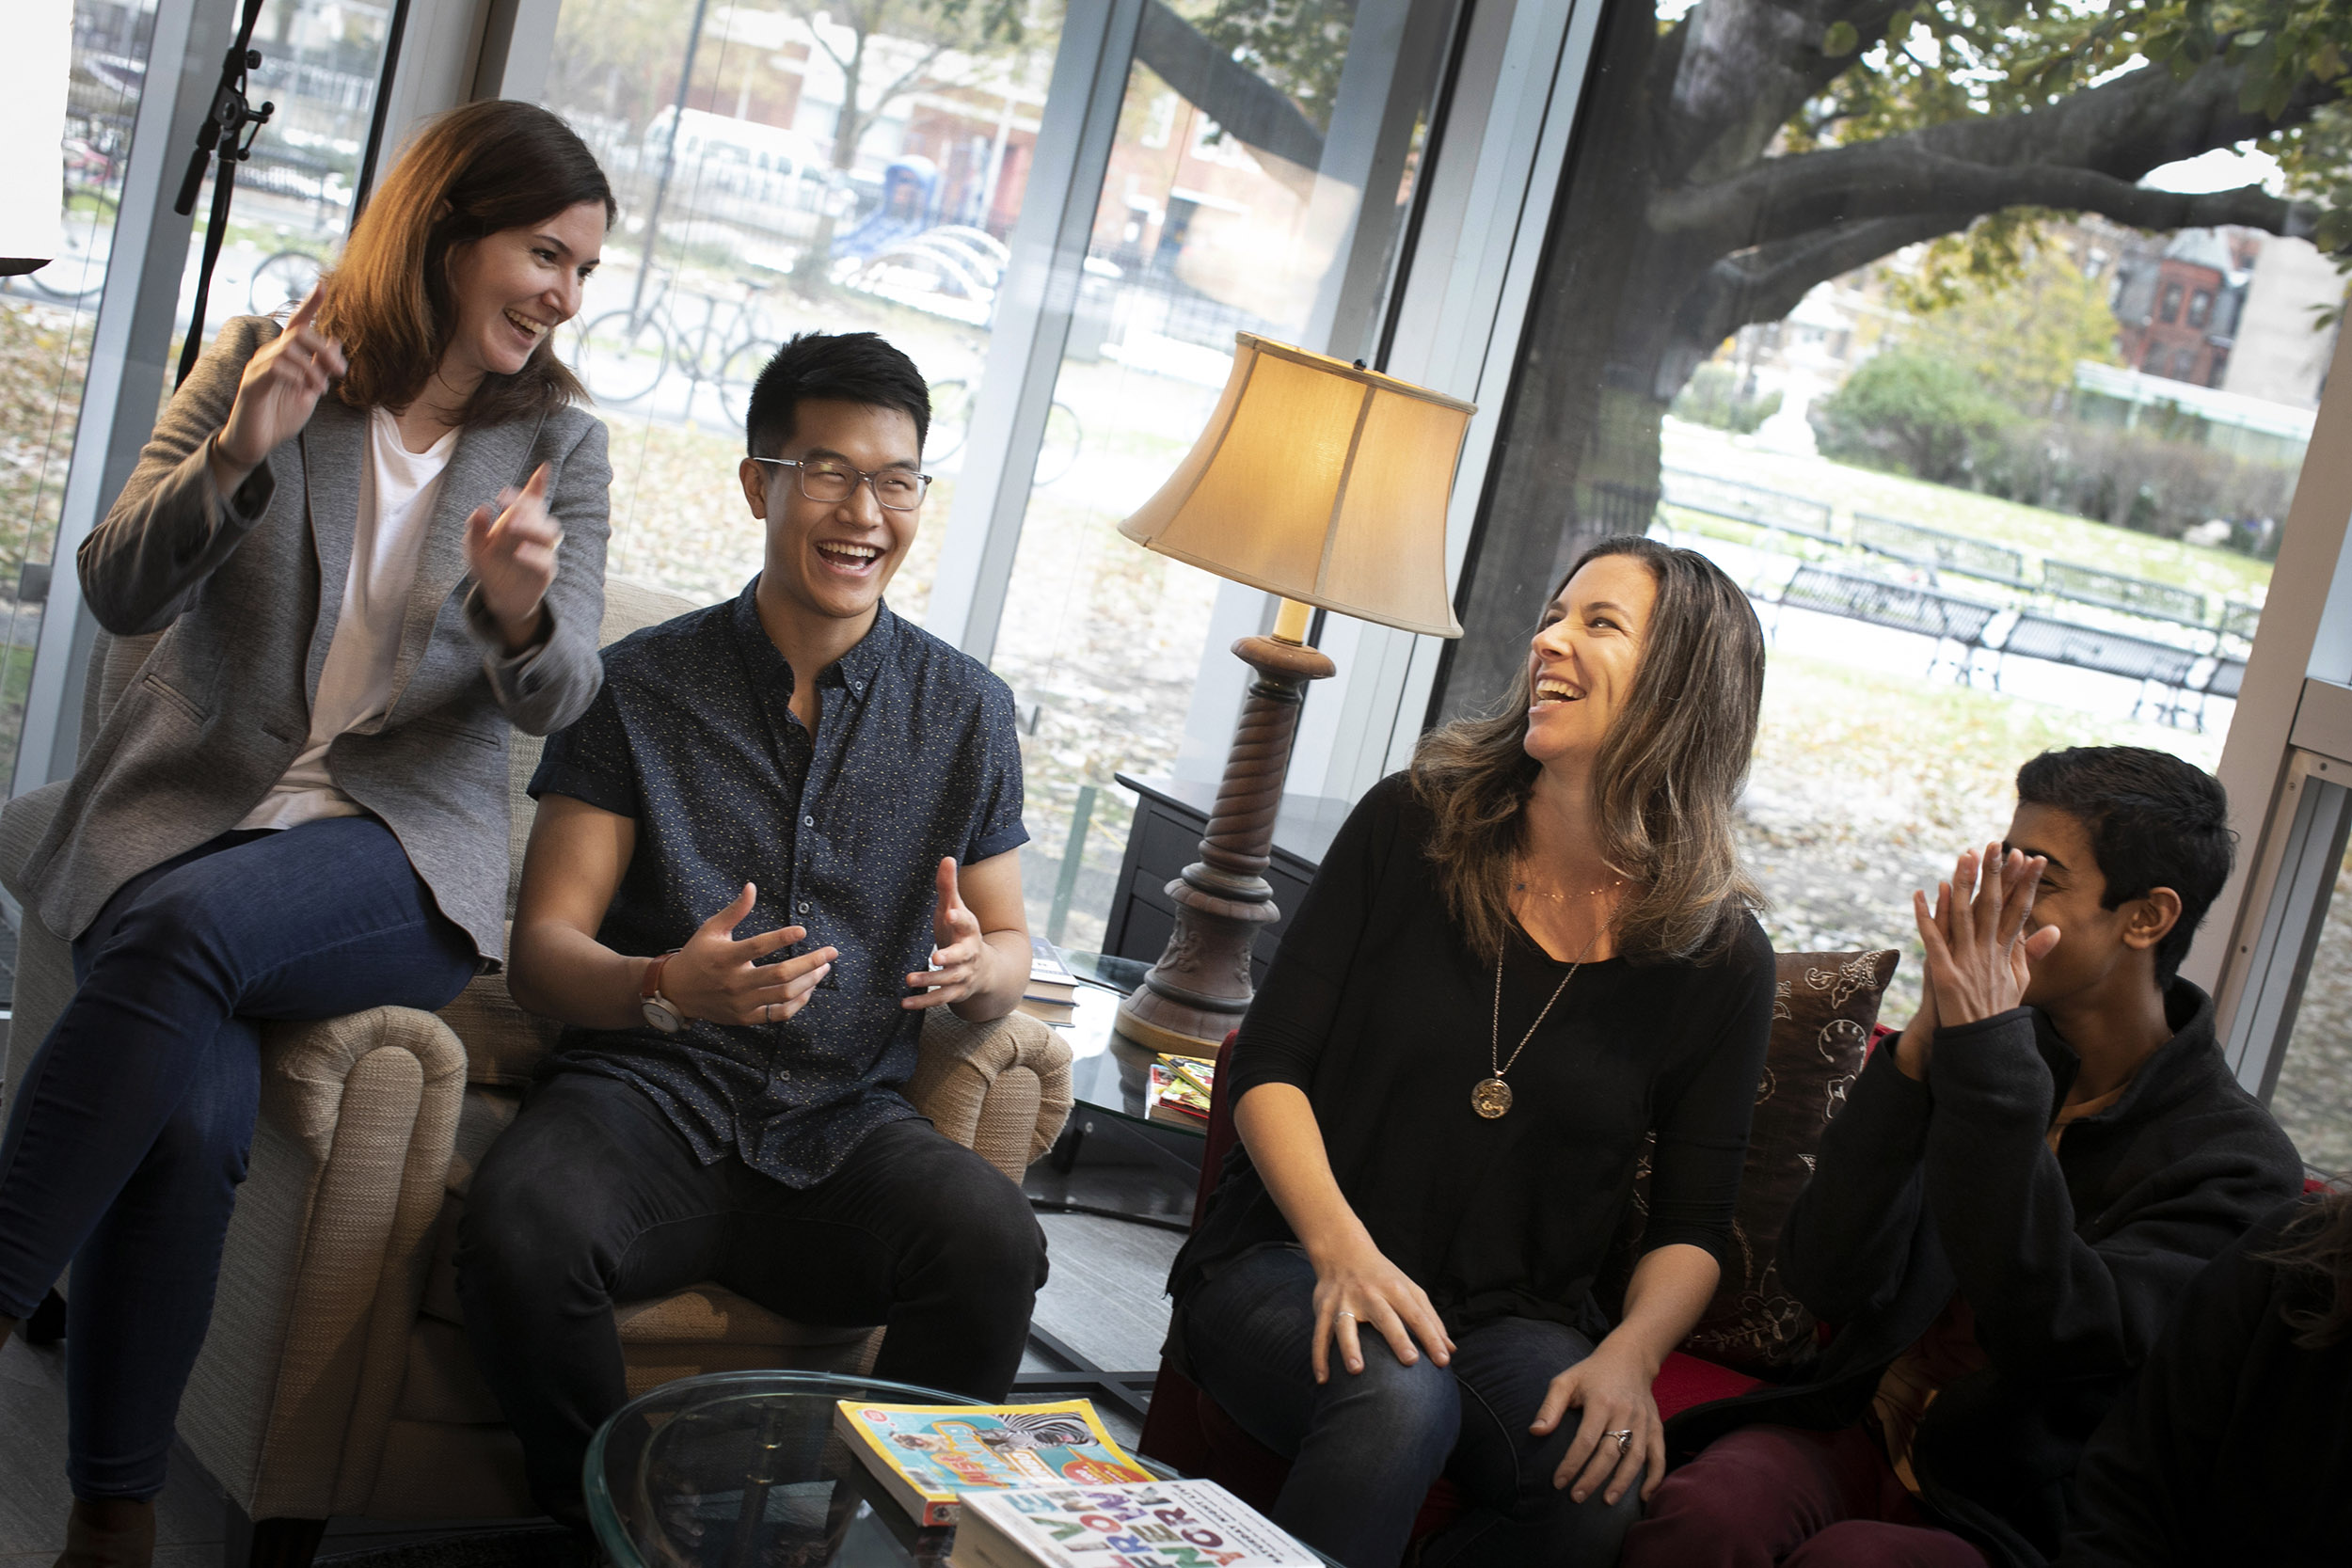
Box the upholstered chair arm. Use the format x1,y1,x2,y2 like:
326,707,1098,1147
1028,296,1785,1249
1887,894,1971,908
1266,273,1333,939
904,1010,1073,1183
0,781,73,1106
178,1006,468,1522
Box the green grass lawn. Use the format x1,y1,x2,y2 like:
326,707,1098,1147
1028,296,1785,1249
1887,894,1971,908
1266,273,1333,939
1663,419,2276,602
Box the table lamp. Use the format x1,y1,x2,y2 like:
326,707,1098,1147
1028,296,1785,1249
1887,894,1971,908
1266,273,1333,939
1114,333,1473,1056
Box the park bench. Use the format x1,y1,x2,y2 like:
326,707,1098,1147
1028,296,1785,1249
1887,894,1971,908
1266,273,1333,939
2041,560,2210,633
2188,654,2247,732
1661,467,1840,546
1769,563,2001,681
1852,513,2030,589
1994,611,2202,721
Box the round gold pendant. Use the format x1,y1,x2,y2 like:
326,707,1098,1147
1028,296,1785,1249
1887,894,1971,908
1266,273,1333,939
1471,1077,1513,1118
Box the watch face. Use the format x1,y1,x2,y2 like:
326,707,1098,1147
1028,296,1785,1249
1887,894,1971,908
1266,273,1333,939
642,998,684,1033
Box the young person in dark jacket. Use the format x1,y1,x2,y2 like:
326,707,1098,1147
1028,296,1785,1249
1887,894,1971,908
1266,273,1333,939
1621,747,2305,1568
2055,1188,2352,1567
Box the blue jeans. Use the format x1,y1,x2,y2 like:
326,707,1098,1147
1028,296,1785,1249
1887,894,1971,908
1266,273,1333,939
0,817,477,1501
1183,1245,1644,1568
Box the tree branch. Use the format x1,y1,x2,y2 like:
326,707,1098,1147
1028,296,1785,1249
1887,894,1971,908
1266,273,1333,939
1691,213,1969,346
1135,0,1324,198
1655,53,2334,252
1661,0,1911,184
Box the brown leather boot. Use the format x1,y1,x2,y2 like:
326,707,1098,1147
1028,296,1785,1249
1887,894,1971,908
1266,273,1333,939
56,1498,156,1568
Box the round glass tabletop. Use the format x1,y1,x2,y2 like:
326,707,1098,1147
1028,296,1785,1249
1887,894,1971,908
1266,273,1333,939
587,1370,984,1568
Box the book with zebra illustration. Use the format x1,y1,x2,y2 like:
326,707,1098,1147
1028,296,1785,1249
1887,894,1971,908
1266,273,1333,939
833,1399,1155,1527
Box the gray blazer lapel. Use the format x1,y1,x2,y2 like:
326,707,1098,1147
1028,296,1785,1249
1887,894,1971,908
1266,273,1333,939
298,399,367,706
384,412,547,715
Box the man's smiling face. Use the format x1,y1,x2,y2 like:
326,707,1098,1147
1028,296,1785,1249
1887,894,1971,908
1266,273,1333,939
739,397,923,631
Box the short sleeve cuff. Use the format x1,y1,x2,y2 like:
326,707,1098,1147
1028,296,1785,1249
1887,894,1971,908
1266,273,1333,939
1638,1222,1737,1273
969,822,1030,862
528,763,638,817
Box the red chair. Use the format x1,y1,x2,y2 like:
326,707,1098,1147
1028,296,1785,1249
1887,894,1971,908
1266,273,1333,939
1136,1033,1762,1538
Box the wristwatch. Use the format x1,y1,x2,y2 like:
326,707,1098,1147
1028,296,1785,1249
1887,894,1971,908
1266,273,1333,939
640,951,686,1033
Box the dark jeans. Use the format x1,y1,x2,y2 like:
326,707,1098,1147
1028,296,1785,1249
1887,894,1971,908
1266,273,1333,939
1621,1424,1994,1568
0,818,478,1501
455,1070,1050,1523
1182,1244,1644,1568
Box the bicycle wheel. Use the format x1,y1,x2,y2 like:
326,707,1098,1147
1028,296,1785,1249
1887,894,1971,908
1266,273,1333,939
247,249,323,315
717,338,779,430
24,192,118,303
1033,400,1083,487
571,309,669,404
928,379,972,462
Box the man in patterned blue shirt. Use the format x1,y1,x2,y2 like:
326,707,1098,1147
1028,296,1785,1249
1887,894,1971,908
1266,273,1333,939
456,331,1044,1527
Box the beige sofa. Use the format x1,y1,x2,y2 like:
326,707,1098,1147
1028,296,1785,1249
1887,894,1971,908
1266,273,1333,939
0,577,1073,1553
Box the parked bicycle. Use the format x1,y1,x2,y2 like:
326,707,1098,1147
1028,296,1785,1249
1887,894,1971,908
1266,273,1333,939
246,247,325,316
925,378,1083,488
568,273,781,426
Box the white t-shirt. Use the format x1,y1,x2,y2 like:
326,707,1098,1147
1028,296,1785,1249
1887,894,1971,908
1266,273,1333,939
239,407,457,830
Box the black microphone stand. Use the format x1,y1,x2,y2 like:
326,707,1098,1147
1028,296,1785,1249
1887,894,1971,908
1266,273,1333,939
173,0,274,388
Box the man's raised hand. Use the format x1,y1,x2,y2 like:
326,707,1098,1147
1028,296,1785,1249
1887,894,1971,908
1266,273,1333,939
1914,842,2061,1029
664,882,835,1027
905,857,988,1009
215,284,346,483
465,462,562,651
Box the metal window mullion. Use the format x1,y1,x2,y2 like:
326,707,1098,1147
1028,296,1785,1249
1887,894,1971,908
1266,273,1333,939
2220,750,2352,1099
920,0,1144,663
12,0,237,802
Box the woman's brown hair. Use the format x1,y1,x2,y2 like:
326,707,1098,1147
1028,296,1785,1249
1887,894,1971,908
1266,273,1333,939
1410,534,1767,964
318,101,615,425
2266,1187,2352,1349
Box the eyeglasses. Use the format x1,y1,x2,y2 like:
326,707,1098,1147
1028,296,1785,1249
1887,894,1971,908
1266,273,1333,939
751,456,931,511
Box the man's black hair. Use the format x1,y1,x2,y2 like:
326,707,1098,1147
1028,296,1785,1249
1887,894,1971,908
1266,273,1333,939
2014,746,2233,987
743,330,930,458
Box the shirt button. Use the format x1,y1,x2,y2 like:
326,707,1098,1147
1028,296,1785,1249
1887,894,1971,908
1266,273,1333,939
797,900,811,913
803,815,815,827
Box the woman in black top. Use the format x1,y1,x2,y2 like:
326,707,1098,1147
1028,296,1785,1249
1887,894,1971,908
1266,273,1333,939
2056,1188,2352,1567
1169,536,1777,1568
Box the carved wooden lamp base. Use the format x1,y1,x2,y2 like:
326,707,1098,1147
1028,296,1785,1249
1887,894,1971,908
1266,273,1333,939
1116,622,1336,1056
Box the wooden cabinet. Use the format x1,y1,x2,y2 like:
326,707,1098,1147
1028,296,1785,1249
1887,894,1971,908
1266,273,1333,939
1101,773,1353,986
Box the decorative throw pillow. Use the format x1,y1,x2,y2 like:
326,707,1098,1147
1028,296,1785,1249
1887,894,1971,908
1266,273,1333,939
1597,948,1899,1374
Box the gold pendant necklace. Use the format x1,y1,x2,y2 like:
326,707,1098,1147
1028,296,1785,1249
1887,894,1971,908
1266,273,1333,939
1478,925,1600,1119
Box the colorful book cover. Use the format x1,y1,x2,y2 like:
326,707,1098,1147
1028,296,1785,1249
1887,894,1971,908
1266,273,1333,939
1157,1053,1216,1101
1145,1063,1210,1126
833,1400,1153,1528
953,1479,1321,1568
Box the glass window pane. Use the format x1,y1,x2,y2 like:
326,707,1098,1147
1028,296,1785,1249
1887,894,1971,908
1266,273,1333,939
2,0,159,791
179,0,403,361
990,3,1450,954
1438,0,2331,1022
538,1,1066,615
2276,839,2352,1176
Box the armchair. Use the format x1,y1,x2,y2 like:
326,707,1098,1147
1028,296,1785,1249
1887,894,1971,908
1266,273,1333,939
0,577,1073,1564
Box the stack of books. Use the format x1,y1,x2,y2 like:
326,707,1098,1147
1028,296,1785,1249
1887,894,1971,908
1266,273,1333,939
1144,1053,1216,1129
833,1397,1319,1568
1015,936,1081,1027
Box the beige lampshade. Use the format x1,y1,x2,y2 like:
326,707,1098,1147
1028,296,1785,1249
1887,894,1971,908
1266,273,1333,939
1119,334,1473,639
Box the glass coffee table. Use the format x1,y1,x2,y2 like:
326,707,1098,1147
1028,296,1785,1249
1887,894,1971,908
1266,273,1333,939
584,1370,1339,1568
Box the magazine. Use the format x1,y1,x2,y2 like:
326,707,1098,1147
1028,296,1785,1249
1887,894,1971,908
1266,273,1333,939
833,1399,1154,1528
951,1479,1322,1568
1144,1062,1210,1128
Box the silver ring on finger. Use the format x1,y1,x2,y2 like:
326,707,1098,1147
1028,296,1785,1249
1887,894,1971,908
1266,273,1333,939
1608,1429,1633,1455
1335,1310,1357,1322
762,1002,774,1024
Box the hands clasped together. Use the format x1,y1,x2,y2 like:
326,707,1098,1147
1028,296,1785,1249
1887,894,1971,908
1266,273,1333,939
1898,841,2063,1079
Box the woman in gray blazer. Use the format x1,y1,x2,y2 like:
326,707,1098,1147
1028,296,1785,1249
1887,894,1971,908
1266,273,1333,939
0,101,614,1563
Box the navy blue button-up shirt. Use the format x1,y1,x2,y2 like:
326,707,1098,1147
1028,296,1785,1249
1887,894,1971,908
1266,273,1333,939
528,580,1028,1187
